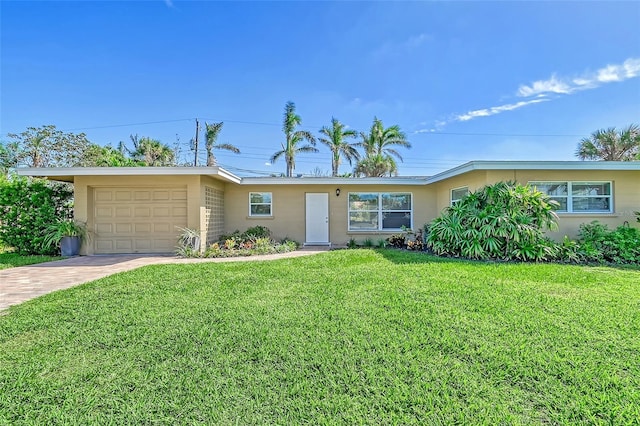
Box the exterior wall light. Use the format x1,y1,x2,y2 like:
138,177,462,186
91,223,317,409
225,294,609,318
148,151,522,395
335,188,341,197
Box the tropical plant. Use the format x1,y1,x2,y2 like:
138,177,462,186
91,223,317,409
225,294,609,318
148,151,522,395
204,122,240,166
318,117,359,176
576,221,640,264
354,154,398,177
81,144,141,167
270,101,317,177
575,124,640,161
427,181,559,261
354,117,411,177
128,135,175,166
42,219,89,250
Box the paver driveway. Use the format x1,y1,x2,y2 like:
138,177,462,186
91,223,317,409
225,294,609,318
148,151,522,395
0,248,328,311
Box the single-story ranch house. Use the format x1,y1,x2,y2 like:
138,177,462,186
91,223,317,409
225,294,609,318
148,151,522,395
19,161,640,255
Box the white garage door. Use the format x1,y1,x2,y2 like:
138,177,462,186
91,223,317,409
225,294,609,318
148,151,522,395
93,187,188,254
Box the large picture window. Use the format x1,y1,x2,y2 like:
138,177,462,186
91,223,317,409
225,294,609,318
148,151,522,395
249,192,272,216
529,181,612,213
348,192,412,231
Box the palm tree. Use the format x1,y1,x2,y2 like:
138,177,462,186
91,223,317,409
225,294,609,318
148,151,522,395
576,124,640,161
129,135,175,166
270,101,317,177
354,117,411,176
353,153,398,177
204,122,240,166
318,117,359,177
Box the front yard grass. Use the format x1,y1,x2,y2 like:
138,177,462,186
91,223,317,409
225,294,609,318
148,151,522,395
0,246,59,270
1,249,639,424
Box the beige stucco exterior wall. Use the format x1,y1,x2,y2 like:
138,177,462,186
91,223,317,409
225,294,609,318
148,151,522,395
224,184,436,247
432,169,640,239
73,175,201,254
433,170,488,213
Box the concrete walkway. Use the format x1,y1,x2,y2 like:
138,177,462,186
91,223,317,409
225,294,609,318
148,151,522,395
0,248,329,311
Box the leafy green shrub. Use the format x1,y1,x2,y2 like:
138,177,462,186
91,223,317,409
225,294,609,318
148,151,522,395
386,234,406,249
0,177,73,255
243,225,271,239
347,238,358,249
577,221,640,264
182,226,297,258
427,181,559,261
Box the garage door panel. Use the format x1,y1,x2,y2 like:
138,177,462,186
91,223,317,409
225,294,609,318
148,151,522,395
153,191,170,201
95,190,113,202
115,223,132,234
96,207,113,218
115,191,132,201
134,207,151,217
134,191,151,201
95,240,114,252
173,206,187,216
135,223,152,233
115,206,131,217
153,207,171,217
94,186,187,254
172,190,187,200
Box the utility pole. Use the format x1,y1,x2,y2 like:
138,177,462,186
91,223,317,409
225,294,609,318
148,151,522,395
193,119,200,166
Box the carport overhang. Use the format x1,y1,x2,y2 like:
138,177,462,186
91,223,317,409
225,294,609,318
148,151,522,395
16,166,242,184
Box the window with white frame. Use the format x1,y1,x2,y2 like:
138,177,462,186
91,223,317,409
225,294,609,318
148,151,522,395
451,187,469,205
348,192,412,231
529,181,612,213
249,192,272,216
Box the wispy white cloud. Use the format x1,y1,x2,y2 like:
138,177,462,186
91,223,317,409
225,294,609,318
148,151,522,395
517,57,640,97
415,57,640,130
373,33,433,58
454,99,549,122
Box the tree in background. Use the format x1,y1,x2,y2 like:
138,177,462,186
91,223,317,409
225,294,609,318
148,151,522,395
354,118,411,177
270,101,317,177
318,117,359,177
575,124,640,161
128,134,175,166
353,153,398,177
204,122,240,166
0,142,18,175
81,144,141,167
5,125,93,168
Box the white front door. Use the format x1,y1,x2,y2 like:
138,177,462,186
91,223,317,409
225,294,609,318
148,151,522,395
305,193,329,245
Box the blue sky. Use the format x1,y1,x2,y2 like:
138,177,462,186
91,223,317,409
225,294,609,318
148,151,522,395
2,1,639,176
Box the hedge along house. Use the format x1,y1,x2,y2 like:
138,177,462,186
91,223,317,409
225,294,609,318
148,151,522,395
19,161,640,255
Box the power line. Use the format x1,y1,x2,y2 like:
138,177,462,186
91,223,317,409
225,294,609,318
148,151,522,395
56,117,585,138
61,118,195,132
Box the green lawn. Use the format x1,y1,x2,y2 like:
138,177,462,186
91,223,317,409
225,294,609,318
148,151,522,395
0,248,60,270
1,250,639,424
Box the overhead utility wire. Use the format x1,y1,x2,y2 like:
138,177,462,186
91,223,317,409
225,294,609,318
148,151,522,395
62,118,195,132
59,117,584,138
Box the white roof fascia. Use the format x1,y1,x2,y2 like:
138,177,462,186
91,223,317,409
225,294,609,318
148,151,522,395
426,161,640,184
239,177,428,186
16,166,242,184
